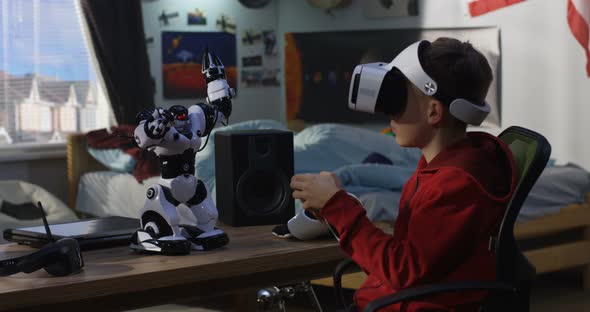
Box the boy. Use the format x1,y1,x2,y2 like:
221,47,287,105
290,38,517,311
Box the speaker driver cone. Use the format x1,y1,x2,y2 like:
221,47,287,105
235,169,289,215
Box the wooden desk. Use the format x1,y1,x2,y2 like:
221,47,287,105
0,224,345,311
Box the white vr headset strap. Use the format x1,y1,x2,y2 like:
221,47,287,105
388,40,490,125
449,99,491,126
387,40,438,97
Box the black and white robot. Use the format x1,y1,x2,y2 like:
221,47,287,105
130,48,235,254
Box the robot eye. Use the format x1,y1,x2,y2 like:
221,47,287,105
176,114,187,121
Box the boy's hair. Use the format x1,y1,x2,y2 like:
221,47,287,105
420,37,493,126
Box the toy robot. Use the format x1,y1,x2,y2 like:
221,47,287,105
130,48,235,254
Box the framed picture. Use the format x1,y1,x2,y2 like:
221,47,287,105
187,9,207,25
162,31,237,99
285,27,501,126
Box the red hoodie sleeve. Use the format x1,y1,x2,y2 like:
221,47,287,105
320,169,497,290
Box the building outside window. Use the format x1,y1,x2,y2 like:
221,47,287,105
0,0,110,147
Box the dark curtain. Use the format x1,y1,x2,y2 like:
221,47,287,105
80,0,154,125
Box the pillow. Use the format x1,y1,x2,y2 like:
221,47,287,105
87,147,136,173
294,123,420,174
0,180,78,243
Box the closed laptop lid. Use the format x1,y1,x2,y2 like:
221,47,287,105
3,216,140,250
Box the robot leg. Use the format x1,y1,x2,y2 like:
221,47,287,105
181,180,229,251
129,184,191,254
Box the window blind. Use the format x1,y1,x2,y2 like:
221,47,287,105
0,0,110,145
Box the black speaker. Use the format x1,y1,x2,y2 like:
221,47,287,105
215,129,295,226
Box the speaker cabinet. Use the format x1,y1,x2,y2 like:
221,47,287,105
214,129,295,226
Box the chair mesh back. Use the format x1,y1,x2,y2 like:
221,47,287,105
503,133,538,187
496,127,551,283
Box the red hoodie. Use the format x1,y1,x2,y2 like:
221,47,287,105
320,132,517,312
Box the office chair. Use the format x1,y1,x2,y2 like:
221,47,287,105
333,126,552,312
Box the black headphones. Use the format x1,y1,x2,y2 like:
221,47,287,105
0,202,84,277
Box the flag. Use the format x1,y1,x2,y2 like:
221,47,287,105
468,0,525,17
568,0,590,76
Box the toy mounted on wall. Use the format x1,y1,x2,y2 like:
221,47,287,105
216,14,236,34
238,0,272,9
159,10,179,26
306,0,351,14
242,30,262,45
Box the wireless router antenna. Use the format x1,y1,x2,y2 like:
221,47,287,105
37,201,55,242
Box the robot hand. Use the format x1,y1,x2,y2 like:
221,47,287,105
142,108,174,139
201,48,235,119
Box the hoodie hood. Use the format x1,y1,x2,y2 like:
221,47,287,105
418,131,516,199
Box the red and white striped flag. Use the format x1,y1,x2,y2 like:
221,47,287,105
568,0,590,76
467,0,525,17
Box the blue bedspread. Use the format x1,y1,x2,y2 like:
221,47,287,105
195,120,420,198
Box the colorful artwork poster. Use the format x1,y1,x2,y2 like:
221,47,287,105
284,28,500,126
162,31,237,99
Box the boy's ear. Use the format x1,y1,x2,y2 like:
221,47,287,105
426,99,444,126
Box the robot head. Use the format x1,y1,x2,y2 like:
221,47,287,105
168,105,191,134
348,40,491,126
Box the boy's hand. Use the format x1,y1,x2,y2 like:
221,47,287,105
290,171,343,215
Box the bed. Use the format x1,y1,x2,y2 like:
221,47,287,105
66,121,590,290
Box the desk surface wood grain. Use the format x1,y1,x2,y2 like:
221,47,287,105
0,224,347,311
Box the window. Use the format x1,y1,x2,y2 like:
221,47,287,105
0,0,111,146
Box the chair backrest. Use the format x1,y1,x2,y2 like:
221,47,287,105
494,126,551,284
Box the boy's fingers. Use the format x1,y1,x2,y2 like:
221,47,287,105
290,180,305,190
292,190,301,198
291,174,304,181
292,173,313,182
302,201,310,210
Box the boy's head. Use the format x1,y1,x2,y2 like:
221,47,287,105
420,37,493,126
390,37,493,147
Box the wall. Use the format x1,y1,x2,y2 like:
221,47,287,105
142,0,590,169
276,0,590,170
141,0,282,124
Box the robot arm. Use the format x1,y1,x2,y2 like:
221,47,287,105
134,108,172,149
188,103,222,138
188,47,235,138
201,48,234,122
136,47,235,148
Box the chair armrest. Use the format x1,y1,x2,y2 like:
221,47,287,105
334,258,362,309
364,280,515,312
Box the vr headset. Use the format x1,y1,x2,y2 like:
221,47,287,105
0,202,84,277
348,40,491,126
